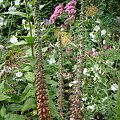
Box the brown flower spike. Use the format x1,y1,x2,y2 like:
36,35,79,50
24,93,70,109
34,0,50,119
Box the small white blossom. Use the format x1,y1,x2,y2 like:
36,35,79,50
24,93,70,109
93,25,100,32
87,105,95,111
14,0,20,5
69,80,78,87
0,17,4,26
82,97,87,102
0,0,3,2
15,72,23,77
111,84,118,92
101,30,106,36
0,45,4,49
83,68,87,75
22,19,26,25
8,6,16,12
48,56,56,64
103,40,106,44
95,20,100,24
90,32,96,39
10,35,18,44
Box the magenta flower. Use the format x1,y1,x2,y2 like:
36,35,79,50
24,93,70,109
49,4,63,24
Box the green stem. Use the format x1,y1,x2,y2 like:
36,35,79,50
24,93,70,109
25,0,34,58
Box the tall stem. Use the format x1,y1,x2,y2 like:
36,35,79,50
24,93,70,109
25,0,34,58
70,0,85,119
57,31,64,119
34,0,50,119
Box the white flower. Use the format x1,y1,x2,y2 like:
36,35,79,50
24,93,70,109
93,25,100,32
111,84,118,92
0,45,4,49
8,6,16,12
0,17,4,26
15,72,23,77
90,32,96,39
10,35,18,44
91,39,97,42
22,19,26,25
82,97,87,102
95,20,100,24
87,105,95,111
83,68,87,75
0,0,3,2
69,80,78,87
94,64,99,71
101,30,106,36
14,0,20,5
48,56,56,64
103,40,106,44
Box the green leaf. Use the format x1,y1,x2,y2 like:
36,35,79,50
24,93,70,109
4,114,26,120
21,98,36,114
20,83,35,102
3,12,27,18
0,106,6,117
48,92,59,118
0,94,11,101
7,94,20,103
46,80,58,86
25,72,35,82
7,104,22,112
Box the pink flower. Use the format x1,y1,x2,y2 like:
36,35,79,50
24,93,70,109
49,4,63,24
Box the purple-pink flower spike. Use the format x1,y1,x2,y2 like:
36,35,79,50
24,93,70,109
49,4,63,24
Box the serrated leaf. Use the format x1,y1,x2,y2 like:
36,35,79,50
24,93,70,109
4,12,27,18
21,98,36,113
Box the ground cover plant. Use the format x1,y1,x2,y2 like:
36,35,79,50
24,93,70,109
0,0,120,120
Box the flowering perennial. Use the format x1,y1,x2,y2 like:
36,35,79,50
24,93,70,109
49,4,63,23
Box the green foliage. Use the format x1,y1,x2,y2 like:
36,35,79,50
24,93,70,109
0,0,120,119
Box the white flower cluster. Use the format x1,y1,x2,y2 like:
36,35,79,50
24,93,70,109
48,55,56,64
14,0,20,5
111,84,118,92
83,68,90,76
15,72,23,77
89,19,107,43
91,64,102,80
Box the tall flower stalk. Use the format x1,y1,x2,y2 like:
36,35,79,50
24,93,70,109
34,0,50,120
70,0,85,119
57,31,64,119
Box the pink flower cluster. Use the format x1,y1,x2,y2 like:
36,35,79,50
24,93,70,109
62,0,76,29
65,0,77,17
49,4,63,24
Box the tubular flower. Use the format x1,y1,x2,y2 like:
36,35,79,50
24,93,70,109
49,4,63,24
65,0,76,17
63,0,76,29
